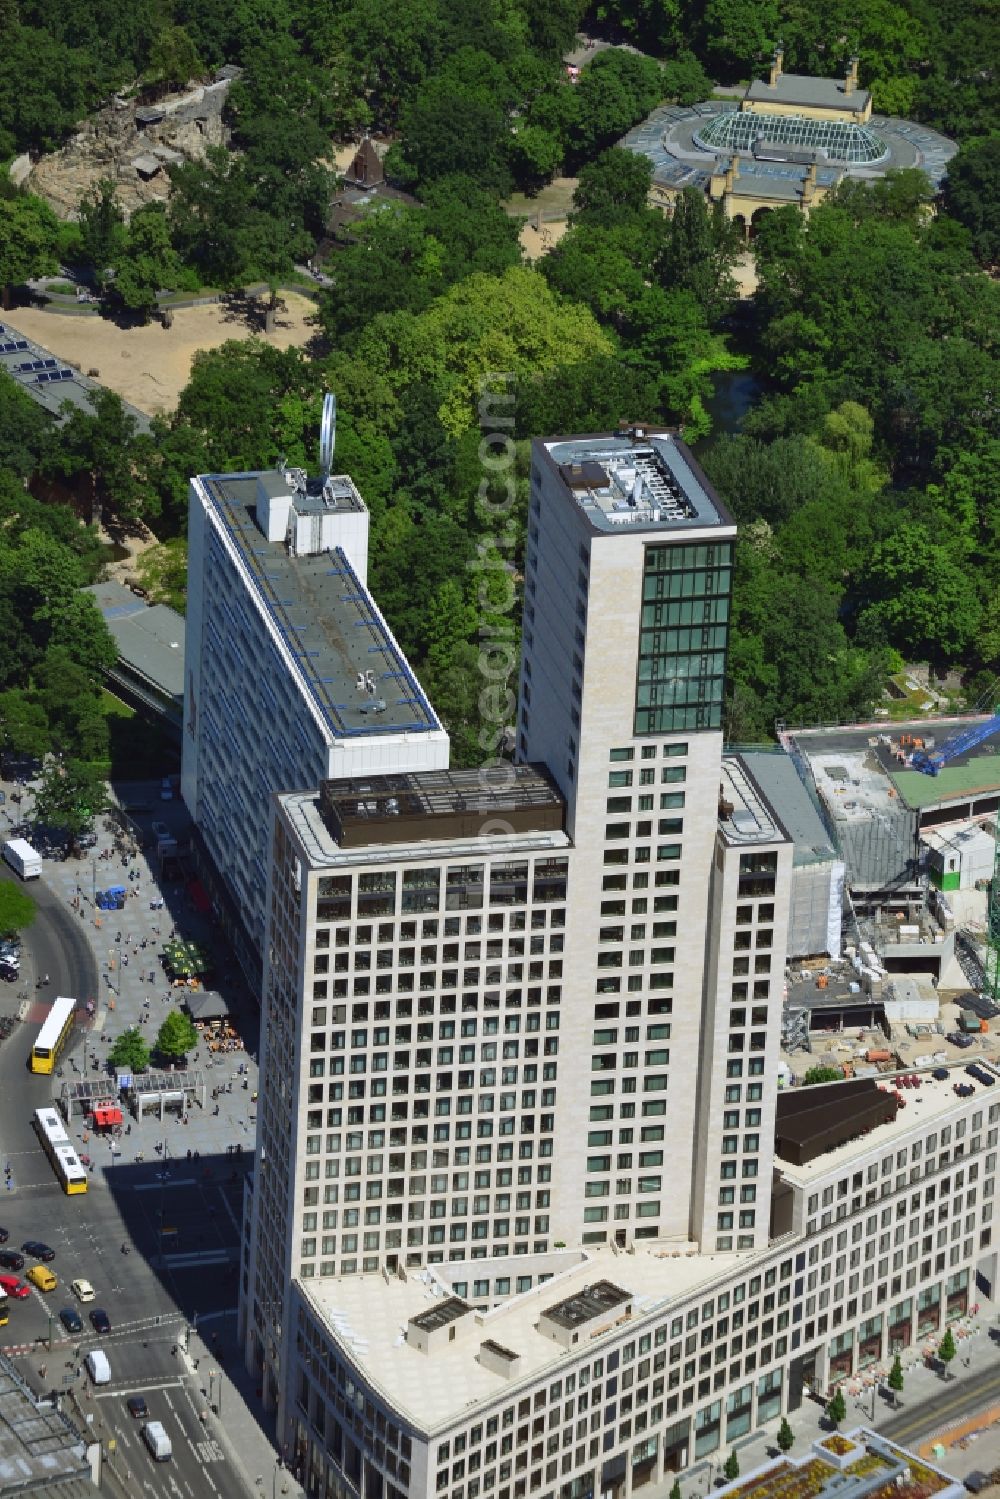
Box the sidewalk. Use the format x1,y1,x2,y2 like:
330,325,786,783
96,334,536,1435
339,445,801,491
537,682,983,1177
0,774,261,1181
181,1316,303,1498
673,1310,1000,1496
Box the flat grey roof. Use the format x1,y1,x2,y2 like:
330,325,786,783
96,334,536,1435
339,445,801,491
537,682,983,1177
0,1352,89,1490
745,73,870,113
0,323,151,431
200,473,441,741
84,581,185,702
740,751,837,866
718,756,792,847
540,432,732,534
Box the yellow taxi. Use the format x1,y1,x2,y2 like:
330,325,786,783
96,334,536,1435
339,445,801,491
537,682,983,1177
26,1265,57,1292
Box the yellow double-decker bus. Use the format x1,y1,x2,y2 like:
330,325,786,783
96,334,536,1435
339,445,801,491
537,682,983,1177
30,996,76,1074
34,1107,88,1195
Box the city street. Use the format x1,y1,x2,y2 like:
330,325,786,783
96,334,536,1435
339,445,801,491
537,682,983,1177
0,776,290,1497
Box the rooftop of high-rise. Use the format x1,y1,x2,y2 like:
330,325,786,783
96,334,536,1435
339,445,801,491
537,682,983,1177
192,467,441,743
536,429,733,536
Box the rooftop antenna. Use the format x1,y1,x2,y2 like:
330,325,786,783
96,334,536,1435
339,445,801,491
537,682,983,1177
319,391,336,478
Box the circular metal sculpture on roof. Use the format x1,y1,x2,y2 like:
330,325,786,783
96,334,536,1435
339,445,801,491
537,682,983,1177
693,109,890,166
319,391,337,477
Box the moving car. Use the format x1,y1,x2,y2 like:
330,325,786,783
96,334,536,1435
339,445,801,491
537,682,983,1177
71,1278,95,1302
142,1421,172,1461
26,1265,56,1292
0,1275,30,1299
85,1349,110,1385
22,1240,55,1262
89,1307,111,1333
0,1250,24,1271
59,1307,82,1333
0,1228,8,1245
126,1394,148,1419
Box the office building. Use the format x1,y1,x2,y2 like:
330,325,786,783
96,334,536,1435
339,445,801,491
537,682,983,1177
182,459,449,981
239,431,996,1499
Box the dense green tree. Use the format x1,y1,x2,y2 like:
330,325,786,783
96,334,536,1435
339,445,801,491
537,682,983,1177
943,138,1000,268
394,49,513,192
110,204,182,318
657,187,740,319
0,375,52,478
0,690,50,758
572,149,654,224
46,389,145,526
857,523,981,660
0,194,60,308
173,341,314,472
723,1452,740,1482
887,1354,904,1407
145,25,203,90
155,1008,198,1061
566,50,664,166
701,0,779,76
0,27,99,157
77,180,127,280
776,1417,795,1453
661,51,713,105
32,757,108,843
108,1027,151,1073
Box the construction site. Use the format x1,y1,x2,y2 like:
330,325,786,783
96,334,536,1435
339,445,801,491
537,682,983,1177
767,712,1000,1086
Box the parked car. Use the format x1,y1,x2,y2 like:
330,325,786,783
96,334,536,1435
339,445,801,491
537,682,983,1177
71,1278,95,1302
160,779,173,801
59,1307,83,1333
22,1240,55,1261
0,1250,25,1271
26,1265,56,1292
0,1227,8,1245
0,1274,29,1298
151,820,169,840
89,1308,111,1334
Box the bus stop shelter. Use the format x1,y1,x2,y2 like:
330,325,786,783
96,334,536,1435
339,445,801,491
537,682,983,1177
126,1068,208,1119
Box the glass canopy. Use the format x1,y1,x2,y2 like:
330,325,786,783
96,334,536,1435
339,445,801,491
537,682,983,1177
694,110,889,166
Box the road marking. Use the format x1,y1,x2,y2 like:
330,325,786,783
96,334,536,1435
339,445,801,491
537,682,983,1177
134,1178,198,1192
217,1186,242,1236
96,1378,184,1398
162,1250,231,1268
192,1438,225,1463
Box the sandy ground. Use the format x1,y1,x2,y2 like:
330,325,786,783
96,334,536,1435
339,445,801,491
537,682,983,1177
1,292,320,418
519,218,568,261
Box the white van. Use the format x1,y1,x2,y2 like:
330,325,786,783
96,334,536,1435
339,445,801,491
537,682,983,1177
2,839,42,880
142,1421,172,1461
85,1349,110,1385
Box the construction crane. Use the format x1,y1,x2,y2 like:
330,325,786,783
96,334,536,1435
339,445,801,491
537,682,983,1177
909,714,1000,776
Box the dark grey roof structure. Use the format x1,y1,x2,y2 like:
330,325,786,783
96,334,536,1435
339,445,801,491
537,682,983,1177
0,322,152,431
0,1351,90,1492
744,72,870,114
84,581,185,732
740,751,836,868
200,473,440,742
